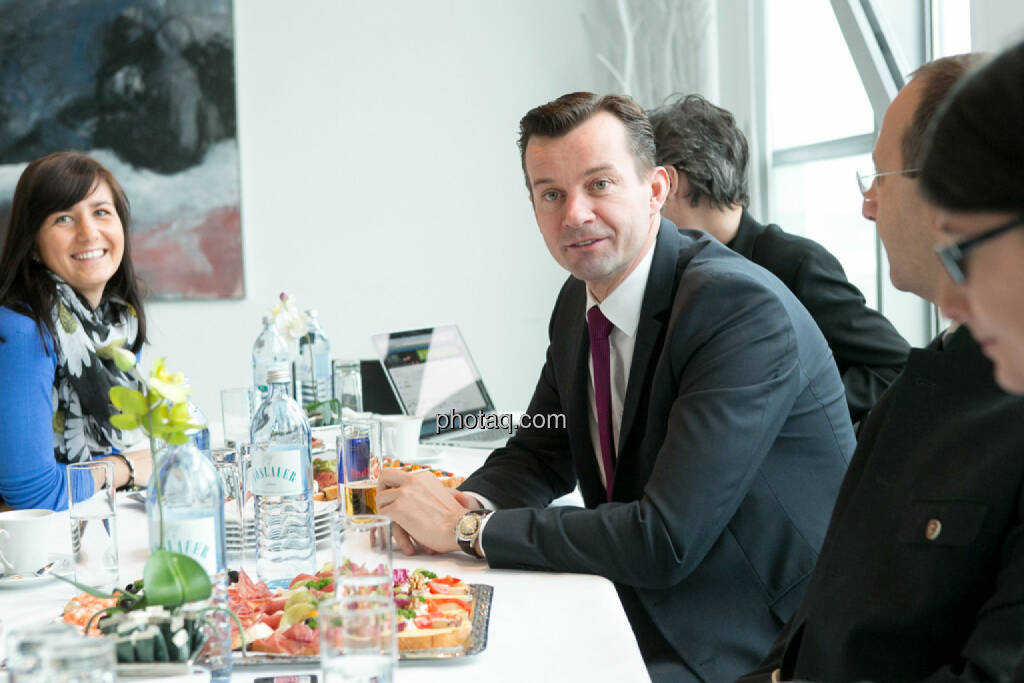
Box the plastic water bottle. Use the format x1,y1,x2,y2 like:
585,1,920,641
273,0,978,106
249,366,315,588
185,397,211,458
297,309,332,406
252,316,291,405
146,440,232,681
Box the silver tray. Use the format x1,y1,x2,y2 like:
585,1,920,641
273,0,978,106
233,583,493,667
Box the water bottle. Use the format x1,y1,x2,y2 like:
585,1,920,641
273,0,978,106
185,397,211,458
252,316,291,405
249,366,315,588
146,440,232,681
297,309,332,406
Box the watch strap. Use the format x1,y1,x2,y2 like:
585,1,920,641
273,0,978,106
107,453,135,491
457,509,491,558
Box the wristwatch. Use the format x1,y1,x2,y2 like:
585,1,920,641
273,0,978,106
455,510,492,558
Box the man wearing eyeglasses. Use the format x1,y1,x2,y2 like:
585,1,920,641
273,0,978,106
649,95,910,426
740,53,1024,683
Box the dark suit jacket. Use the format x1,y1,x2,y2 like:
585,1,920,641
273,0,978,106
740,326,1024,682
728,210,910,424
460,220,855,682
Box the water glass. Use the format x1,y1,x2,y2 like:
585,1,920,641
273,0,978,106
213,449,244,566
339,418,382,516
333,515,392,598
220,387,254,448
67,461,119,591
332,360,363,412
234,443,257,568
39,632,116,682
5,622,78,682
319,594,396,683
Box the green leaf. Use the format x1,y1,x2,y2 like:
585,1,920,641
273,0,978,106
52,572,117,599
143,550,212,607
110,413,140,431
110,387,147,416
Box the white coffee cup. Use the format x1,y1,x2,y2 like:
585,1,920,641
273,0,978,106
0,509,53,575
378,415,423,461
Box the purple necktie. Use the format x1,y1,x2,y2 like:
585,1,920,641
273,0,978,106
587,305,616,501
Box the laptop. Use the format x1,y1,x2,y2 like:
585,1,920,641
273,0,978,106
370,325,514,449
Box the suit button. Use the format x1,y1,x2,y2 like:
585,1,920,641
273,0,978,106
925,518,942,541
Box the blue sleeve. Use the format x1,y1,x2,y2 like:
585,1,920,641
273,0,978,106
0,308,95,510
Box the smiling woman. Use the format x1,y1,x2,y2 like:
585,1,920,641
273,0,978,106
0,151,153,510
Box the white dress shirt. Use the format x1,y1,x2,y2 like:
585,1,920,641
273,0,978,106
465,237,657,555
584,241,655,487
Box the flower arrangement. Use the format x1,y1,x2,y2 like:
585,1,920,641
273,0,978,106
54,347,243,662
270,292,309,342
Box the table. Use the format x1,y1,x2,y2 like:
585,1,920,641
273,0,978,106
0,446,650,682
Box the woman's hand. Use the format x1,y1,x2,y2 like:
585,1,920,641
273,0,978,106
95,448,152,491
124,448,152,488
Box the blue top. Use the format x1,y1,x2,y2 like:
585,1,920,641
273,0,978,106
0,307,95,510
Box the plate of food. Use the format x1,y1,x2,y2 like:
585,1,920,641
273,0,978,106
227,566,491,663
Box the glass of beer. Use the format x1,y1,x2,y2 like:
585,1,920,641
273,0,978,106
339,417,382,516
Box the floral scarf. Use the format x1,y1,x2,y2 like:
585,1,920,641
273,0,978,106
49,276,146,464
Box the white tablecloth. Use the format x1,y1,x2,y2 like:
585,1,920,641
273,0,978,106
0,446,649,682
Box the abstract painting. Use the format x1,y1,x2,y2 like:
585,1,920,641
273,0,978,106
0,0,242,300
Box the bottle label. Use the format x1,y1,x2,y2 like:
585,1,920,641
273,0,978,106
250,447,305,496
162,517,218,576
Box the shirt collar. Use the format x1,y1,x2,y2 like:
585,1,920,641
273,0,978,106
584,239,656,338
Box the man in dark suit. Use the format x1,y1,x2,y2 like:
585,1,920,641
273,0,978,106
649,95,910,424
377,92,853,682
739,54,1024,682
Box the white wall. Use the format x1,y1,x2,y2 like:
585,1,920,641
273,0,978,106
144,1,602,422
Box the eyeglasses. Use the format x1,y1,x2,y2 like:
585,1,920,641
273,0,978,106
936,214,1024,283
856,168,920,195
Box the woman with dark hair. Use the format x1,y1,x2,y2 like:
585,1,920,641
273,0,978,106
0,151,152,510
922,40,1024,394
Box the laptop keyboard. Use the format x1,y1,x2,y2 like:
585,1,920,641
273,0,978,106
448,428,510,443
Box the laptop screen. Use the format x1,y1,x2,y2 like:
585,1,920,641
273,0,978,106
371,326,494,436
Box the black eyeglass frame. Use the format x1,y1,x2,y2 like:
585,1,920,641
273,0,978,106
936,214,1024,283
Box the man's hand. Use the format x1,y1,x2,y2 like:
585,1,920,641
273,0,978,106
376,468,475,555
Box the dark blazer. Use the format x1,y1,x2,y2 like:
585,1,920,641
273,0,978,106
460,220,854,682
728,210,910,424
740,326,1024,682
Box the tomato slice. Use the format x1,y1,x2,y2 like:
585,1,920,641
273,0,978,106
289,573,316,589
413,615,433,629
432,576,461,585
428,582,450,594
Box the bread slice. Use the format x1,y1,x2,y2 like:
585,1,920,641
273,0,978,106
398,618,472,651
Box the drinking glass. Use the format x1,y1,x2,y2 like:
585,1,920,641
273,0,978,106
5,622,78,682
332,360,363,412
220,387,254,448
339,418,382,516
213,448,244,566
319,594,396,683
333,515,392,598
67,461,119,591
38,632,116,682
234,443,257,569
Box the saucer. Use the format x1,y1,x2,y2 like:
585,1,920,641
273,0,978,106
0,555,72,588
0,571,58,588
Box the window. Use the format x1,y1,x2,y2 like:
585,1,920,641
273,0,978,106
764,0,877,307
760,0,970,347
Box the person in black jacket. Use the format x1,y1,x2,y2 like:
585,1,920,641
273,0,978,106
650,95,909,424
738,52,1024,683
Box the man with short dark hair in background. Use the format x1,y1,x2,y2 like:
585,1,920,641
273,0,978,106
377,92,854,682
649,94,910,424
739,53,1024,683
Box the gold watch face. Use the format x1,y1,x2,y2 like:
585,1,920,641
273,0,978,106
457,513,480,539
